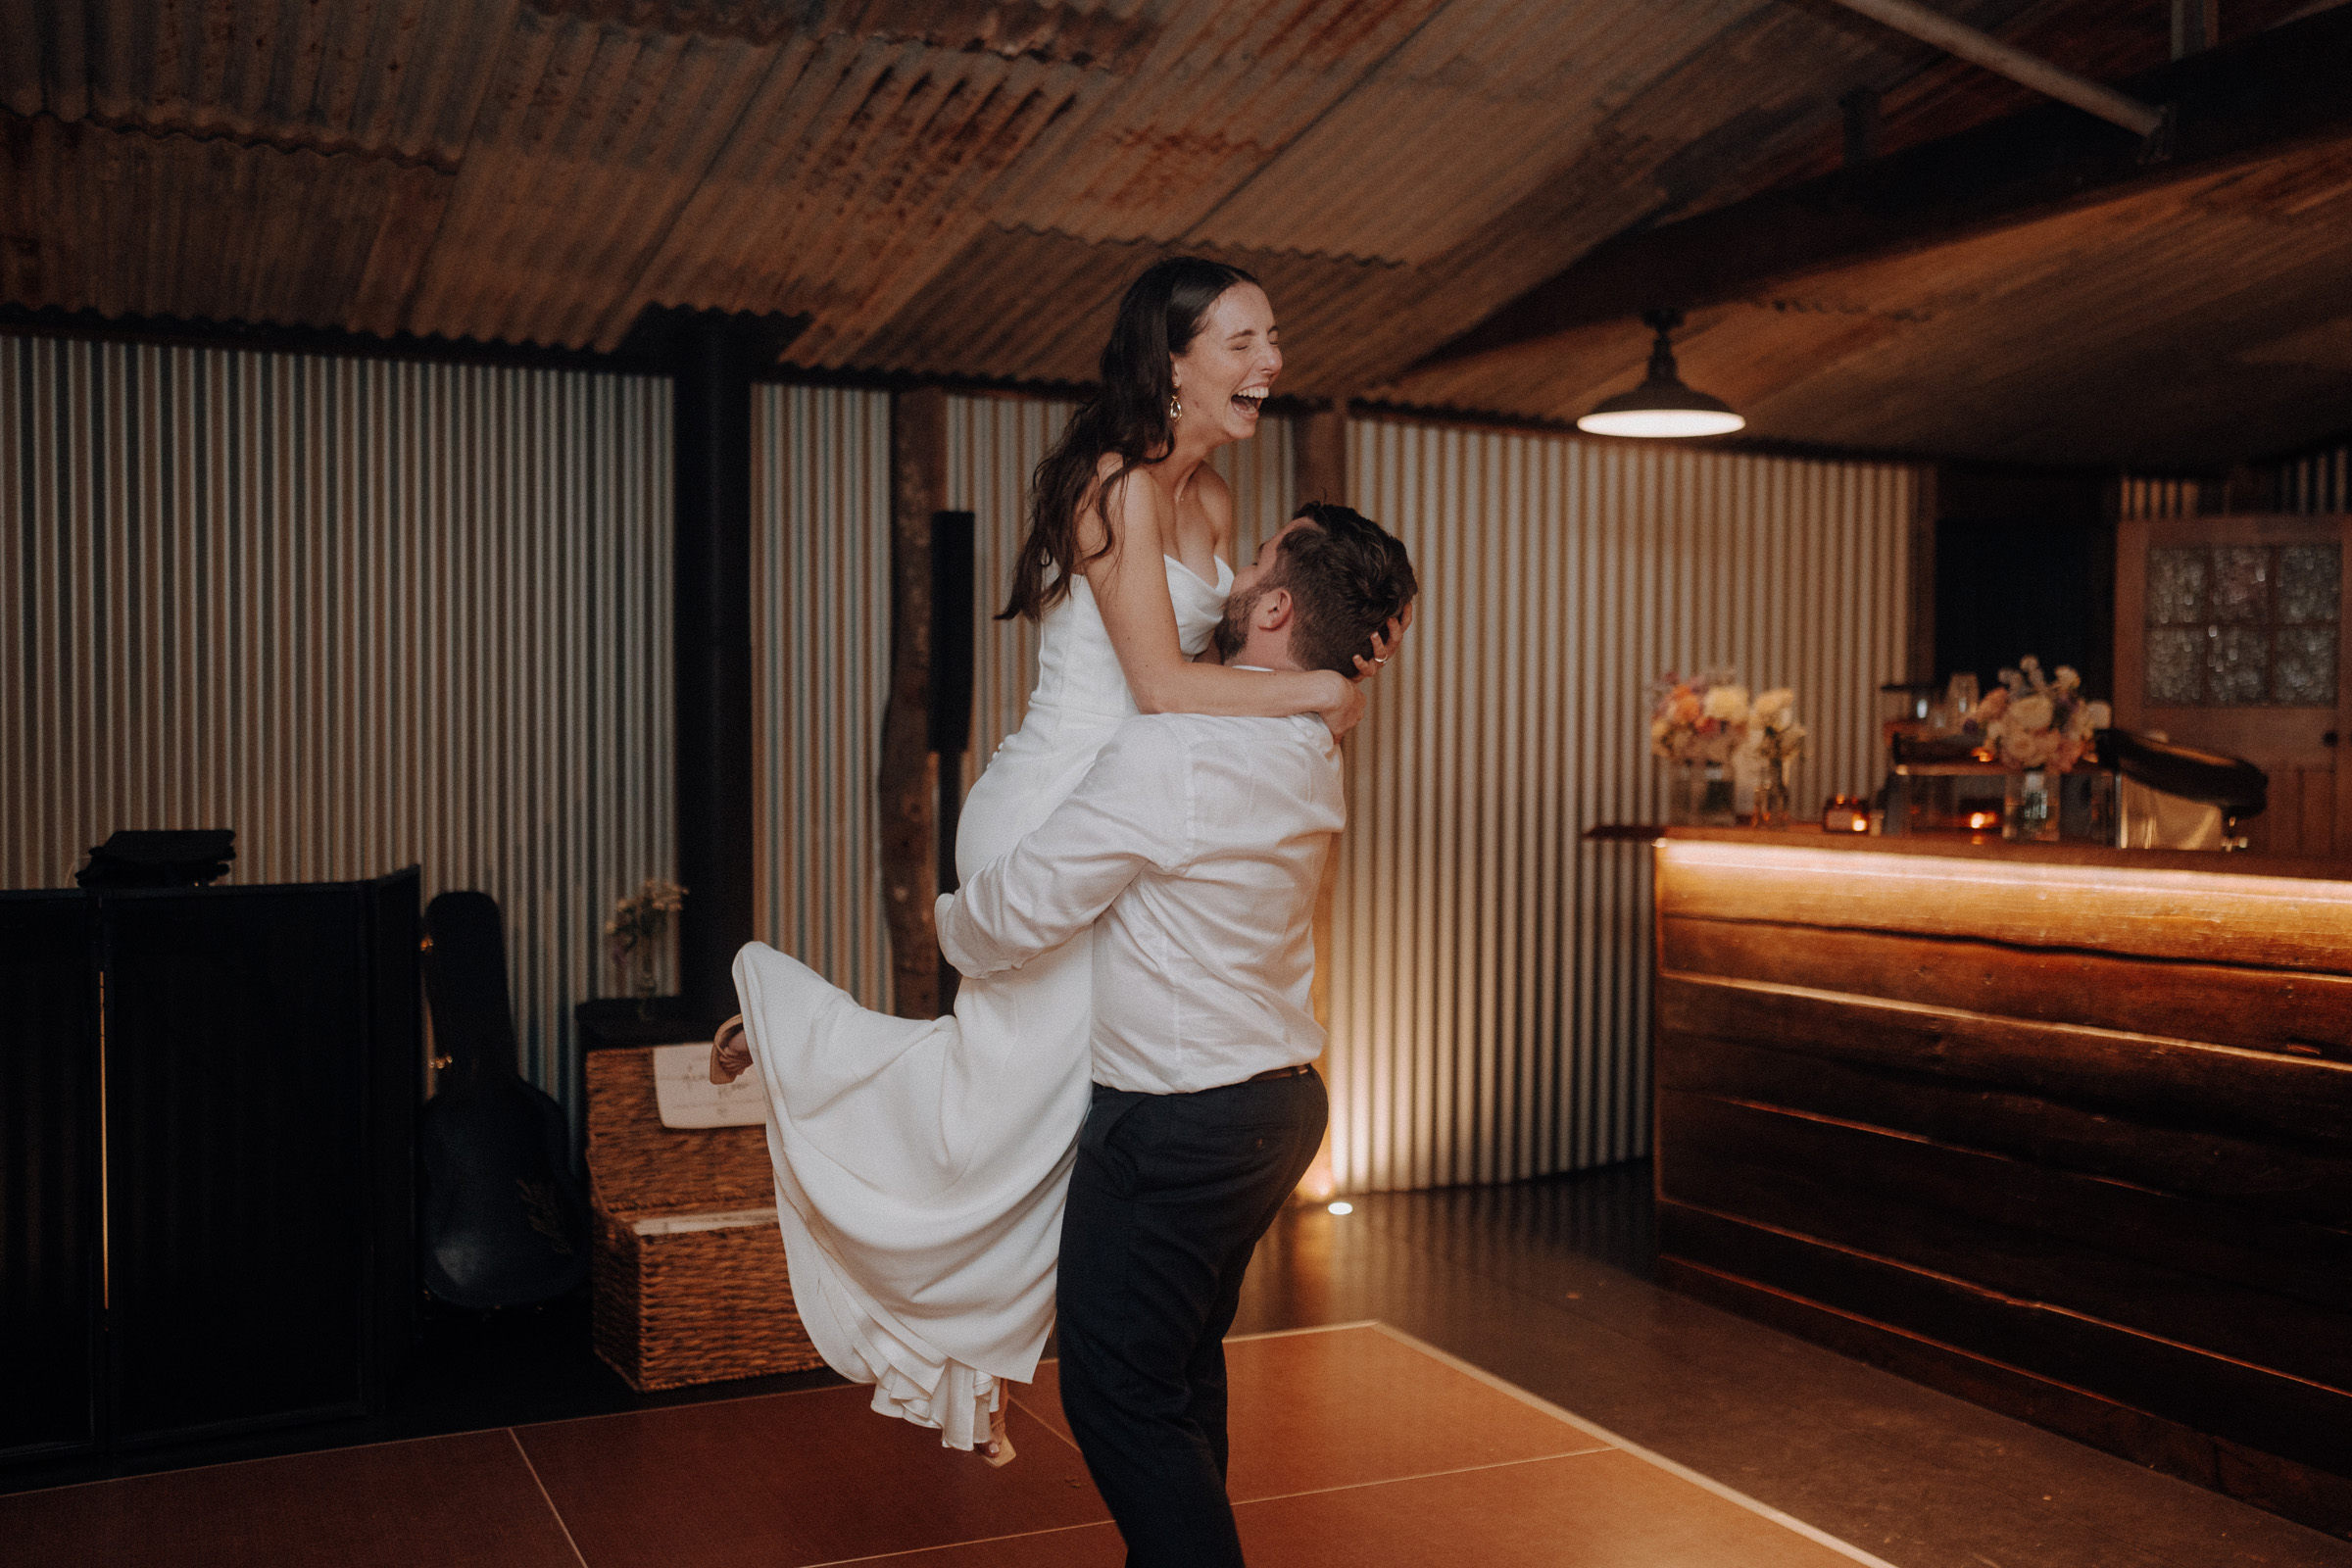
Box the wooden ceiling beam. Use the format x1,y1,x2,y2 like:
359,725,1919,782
1413,6,2352,373
1827,0,2165,139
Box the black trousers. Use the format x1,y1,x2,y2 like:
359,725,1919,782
1055,1069,1328,1568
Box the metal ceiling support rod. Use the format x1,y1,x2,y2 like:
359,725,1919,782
1826,0,2167,139
2173,0,2218,59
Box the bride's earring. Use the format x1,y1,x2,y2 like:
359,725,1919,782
1169,391,1183,419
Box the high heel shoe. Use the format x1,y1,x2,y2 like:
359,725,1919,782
981,1401,1015,1467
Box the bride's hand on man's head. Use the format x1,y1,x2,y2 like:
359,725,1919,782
1350,606,1412,682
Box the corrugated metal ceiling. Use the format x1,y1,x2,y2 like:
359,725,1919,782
1383,127,2352,466
4,0,2347,463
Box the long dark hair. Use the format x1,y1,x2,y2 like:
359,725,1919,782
999,256,1260,621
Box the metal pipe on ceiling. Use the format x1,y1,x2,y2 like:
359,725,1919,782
1827,0,2167,139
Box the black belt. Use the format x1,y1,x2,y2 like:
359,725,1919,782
1246,1063,1315,1083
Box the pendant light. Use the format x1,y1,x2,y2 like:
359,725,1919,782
1575,309,1745,439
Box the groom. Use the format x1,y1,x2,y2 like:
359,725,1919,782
936,503,1418,1567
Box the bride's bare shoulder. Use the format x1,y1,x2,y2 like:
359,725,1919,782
1078,452,1166,558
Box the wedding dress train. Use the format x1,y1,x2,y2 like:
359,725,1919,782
734,554,1234,1447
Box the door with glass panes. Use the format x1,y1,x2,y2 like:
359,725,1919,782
2115,514,2352,856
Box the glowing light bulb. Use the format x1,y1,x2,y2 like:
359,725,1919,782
1327,1201,1353,1216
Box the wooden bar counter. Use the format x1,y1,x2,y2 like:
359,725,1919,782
1651,827,2352,1537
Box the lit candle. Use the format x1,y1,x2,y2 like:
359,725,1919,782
1821,795,1870,833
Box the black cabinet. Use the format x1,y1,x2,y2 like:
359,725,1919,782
0,893,102,1458
0,872,417,1464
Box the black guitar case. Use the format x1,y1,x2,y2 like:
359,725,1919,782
417,891,592,1309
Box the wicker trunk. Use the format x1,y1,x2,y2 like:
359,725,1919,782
584,1047,826,1392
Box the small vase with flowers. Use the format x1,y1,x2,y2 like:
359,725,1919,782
1653,672,1791,826
1967,657,2111,843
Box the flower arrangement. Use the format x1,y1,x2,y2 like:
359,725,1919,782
1744,687,1808,766
1650,673,1808,766
1968,657,2111,773
1650,671,1751,764
607,878,687,1002
1653,671,1807,826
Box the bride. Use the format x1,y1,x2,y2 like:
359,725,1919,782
716,257,1399,1461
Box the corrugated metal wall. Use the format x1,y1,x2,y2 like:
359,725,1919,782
2122,445,2352,520
0,334,673,1110
2282,444,2351,514
945,394,1062,777
1336,419,1917,1189
2117,476,2202,520
10,345,1917,1190
750,384,894,1009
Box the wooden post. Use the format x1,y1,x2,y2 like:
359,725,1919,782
881,387,948,1018
1295,399,1348,512
1293,401,1348,1201
672,316,757,1027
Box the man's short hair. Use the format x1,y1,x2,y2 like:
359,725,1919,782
1267,502,1419,676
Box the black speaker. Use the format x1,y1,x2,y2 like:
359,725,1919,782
928,510,976,758
930,511,977,1005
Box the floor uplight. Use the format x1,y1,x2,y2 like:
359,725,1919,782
1327,1201,1353,1215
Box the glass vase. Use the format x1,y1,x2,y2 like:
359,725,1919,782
2003,768,2059,843
1667,760,1738,827
632,942,660,1019
1750,758,1794,829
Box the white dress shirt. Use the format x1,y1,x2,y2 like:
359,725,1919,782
936,708,1344,1095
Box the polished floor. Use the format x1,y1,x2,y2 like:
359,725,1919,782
6,1323,1886,1568
8,1164,2350,1568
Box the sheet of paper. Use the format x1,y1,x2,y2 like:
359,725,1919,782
651,1041,769,1130
630,1206,779,1237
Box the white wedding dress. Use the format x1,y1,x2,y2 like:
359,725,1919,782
733,554,1234,1448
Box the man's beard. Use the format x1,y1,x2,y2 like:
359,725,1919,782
1211,585,1264,663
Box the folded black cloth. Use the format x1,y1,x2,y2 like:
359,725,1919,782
75,829,236,888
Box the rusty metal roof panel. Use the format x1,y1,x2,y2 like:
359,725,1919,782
401,9,788,347
0,111,436,327
842,225,1153,382
842,222,1405,388
628,32,1125,360
842,0,1932,390
0,0,2001,360
5,0,521,166
973,0,1447,247
5,0,2344,467
1190,0,1774,265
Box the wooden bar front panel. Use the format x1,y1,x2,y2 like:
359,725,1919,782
1652,831,2352,1539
